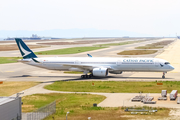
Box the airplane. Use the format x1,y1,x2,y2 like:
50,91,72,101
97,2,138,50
15,38,174,79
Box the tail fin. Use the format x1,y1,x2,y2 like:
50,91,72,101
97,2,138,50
15,38,37,59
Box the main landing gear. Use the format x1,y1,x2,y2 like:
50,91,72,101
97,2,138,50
162,72,166,79
81,74,93,79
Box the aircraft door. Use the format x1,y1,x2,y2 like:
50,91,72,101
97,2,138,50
155,60,159,67
75,60,81,64
117,60,122,66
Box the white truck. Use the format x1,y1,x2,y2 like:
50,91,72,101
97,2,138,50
170,90,178,100
161,90,167,97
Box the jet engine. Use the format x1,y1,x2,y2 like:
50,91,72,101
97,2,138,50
109,70,123,74
92,68,108,77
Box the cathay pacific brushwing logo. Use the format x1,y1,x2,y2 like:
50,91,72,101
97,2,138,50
19,41,31,57
160,64,164,67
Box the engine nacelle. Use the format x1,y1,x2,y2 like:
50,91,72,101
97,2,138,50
109,70,123,74
92,68,108,77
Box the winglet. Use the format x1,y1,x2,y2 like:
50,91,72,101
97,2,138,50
87,54,92,57
15,38,37,59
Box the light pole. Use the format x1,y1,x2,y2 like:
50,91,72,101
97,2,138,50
66,111,69,120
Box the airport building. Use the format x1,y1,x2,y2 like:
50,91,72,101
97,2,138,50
0,97,21,120
4,34,60,40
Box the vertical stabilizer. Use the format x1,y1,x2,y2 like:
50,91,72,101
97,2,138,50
15,38,37,59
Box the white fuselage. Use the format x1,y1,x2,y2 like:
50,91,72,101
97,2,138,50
20,57,174,72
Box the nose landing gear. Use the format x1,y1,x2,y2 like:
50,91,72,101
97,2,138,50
162,72,166,79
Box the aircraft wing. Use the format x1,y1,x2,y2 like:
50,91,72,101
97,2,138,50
31,58,112,70
62,64,112,70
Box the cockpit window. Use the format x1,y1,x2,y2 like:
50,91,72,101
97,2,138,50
164,62,170,65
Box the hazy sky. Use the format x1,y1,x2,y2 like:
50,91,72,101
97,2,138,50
0,0,180,37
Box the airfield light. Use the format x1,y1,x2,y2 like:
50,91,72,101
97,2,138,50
66,111,70,120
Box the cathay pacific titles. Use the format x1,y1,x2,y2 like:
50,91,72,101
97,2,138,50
123,59,154,63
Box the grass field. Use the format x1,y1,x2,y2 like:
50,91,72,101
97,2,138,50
136,46,163,49
0,57,22,64
64,71,84,74
93,40,143,47
135,40,174,49
22,93,170,120
35,46,106,55
117,50,157,55
0,81,38,96
44,81,180,93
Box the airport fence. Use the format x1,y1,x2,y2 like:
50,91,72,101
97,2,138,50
26,101,56,120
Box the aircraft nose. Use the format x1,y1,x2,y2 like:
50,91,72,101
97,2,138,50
169,65,174,70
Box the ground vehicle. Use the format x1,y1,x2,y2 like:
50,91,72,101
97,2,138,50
170,90,178,100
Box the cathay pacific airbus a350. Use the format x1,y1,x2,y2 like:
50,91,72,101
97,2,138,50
15,38,174,79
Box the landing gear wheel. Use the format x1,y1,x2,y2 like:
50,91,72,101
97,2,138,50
81,74,92,79
81,75,84,78
162,72,166,79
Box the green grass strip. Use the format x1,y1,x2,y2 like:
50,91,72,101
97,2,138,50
117,50,157,55
0,81,38,96
35,47,106,55
93,40,143,47
0,57,22,64
45,81,180,93
22,93,106,113
64,71,84,74
136,46,163,49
